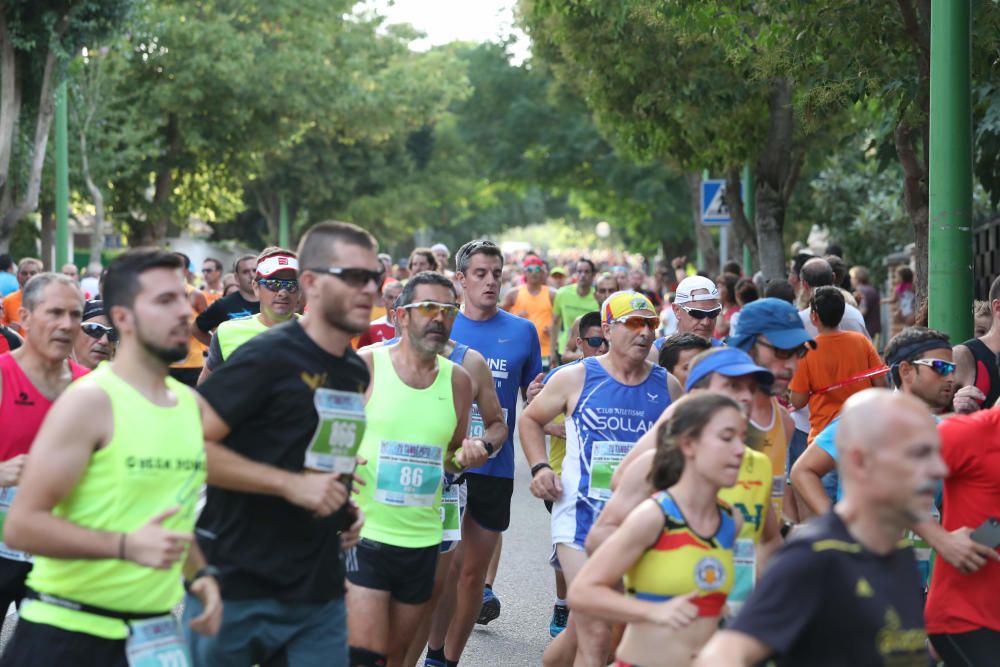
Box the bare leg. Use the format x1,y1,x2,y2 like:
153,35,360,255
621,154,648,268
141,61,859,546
388,598,432,667
555,567,567,600
542,544,611,667
484,534,502,586
443,516,500,662
347,582,391,657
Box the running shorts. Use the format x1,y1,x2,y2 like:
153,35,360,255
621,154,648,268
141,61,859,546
464,473,514,532
345,538,438,605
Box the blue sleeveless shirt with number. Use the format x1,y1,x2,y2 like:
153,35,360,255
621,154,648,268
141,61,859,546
551,357,671,548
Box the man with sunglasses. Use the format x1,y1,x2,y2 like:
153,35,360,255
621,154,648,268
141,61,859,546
191,222,381,665
551,258,597,368
649,275,724,362
199,248,300,382
560,272,617,363
348,271,487,667
434,239,542,666
200,258,225,303
521,291,681,666
502,256,556,371
72,300,117,370
192,254,261,346
0,273,89,633
727,298,814,523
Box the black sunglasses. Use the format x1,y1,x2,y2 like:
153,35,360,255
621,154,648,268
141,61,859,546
679,305,722,320
81,322,119,343
583,336,608,348
307,267,385,288
256,278,300,293
756,339,808,360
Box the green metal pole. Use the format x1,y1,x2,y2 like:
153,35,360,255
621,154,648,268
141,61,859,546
928,0,973,343
742,164,755,275
55,81,69,269
278,196,290,248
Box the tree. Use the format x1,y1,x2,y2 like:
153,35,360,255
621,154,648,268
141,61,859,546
0,0,132,249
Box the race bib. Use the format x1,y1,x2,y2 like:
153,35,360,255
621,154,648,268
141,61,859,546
771,475,786,515
374,441,443,507
441,484,461,542
126,615,191,667
468,406,507,458
0,487,30,563
588,441,633,501
304,389,366,473
727,538,756,616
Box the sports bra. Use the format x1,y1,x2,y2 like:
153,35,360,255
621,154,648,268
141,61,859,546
624,491,735,617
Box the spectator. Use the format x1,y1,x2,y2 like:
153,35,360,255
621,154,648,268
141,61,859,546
953,276,1000,413
431,243,451,276
763,279,796,305
79,262,101,300
1,257,43,333
408,248,438,275
627,267,662,310
722,260,743,277
788,252,814,309
883,265,916,337
849,265,882,344
797,258,869,339
824,254,854,296
60,263,79,282
0,255,16,297
714,272,741,339
974,300,992,338
728,278,759,333
789,286,887,443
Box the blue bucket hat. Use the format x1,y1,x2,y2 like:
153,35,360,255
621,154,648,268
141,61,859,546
726,297,815,352
685,347,775,392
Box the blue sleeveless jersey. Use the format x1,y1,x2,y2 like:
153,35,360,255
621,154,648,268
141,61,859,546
551,357,671,547
450,310,542,478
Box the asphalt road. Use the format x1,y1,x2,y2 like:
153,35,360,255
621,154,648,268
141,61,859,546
0,439,558,665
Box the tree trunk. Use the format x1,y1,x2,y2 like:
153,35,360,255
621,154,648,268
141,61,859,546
754,78,798,281
40,203,54,269
895,119,929,301
254,187,279,242
79,131,105,268
724,168,758,271
0,21,66,246
0,8,19,197
686,172,719,275
147,113,179,244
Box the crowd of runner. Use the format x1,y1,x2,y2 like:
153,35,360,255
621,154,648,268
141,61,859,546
0,227,995,666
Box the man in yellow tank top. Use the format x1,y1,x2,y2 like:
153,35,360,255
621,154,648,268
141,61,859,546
0,249,221,667
501,256,556,370
726,298,815,523
348,271,488,667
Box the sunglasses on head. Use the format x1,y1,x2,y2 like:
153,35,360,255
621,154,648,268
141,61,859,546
582,335,608,348
256,278,300,293
81,322,119,343
611,315,658,331
910,358,956,376
679,305,722,320
401,301,459,319
756,339,809,360
307,266,385,288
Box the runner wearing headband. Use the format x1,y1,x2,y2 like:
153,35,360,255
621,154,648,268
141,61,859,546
73,300,118,370
570,393,745,667
521,290,680,666
650,276,723,362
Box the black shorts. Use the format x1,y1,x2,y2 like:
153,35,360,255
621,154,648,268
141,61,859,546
345,538,438,605
0,618,127,667
464,473,514,532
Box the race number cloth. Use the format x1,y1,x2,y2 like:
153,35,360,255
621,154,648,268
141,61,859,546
304,389,366,473
126,615,191,667
374,441,443,507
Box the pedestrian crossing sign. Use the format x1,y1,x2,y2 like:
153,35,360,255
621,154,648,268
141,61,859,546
701,179,731,226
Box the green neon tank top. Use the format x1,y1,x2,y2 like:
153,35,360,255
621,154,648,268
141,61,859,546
217,314,270,361
21,363,205,640
355,346,456,548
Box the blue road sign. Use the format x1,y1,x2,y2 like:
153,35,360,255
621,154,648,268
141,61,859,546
701,179,731,225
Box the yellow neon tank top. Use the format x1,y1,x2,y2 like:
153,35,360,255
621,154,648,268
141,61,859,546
624,491,735,617
355,346,457,548
22,363,205,640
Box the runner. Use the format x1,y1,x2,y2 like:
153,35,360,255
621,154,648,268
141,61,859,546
596,348,780,620
501,256,556,371
200,258,225,303
570,393,745,667
409,248,439,275
696,390,944,666
191,254,260,346
0,250,220,665
434,239,542,666
649,275,723,361
952,275,1000,412
199,247,299,381
0,273,89,632
560,272,617,362
726,298,814,521
551,259,596,367
169,252,210,387
190,222,377,665
348,271,489,667
796,258,869,338
1,257,43,333
657,332,711,388
357,280,403,349
72,299,117,370
521,290,681,666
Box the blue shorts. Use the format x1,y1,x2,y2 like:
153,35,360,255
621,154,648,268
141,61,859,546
183,594,347,667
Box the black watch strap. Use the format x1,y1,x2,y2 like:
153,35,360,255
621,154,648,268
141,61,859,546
184,565,220,592
531,462,552,478
480,440,495,456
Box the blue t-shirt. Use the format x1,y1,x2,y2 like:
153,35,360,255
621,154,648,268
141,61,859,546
451,309,542,478
0,272,17,297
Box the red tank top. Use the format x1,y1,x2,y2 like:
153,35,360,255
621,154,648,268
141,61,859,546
0,353,89,460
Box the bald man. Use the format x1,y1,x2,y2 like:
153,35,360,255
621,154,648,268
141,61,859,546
696,390,946,667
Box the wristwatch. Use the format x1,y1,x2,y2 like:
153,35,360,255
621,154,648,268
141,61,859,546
531,462,553,477
478,440,495,457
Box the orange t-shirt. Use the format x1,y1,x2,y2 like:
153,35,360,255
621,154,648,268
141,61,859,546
789,331,882,442
1,290,22,326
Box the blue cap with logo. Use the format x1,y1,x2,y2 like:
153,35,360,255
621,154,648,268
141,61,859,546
684,347,775,392
726,297,815,352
